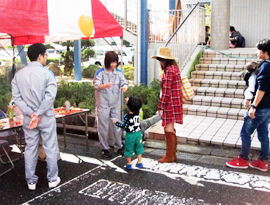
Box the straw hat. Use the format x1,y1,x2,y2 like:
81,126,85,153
152,47,177,60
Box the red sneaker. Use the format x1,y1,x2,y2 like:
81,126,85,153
249,159,268,171
226,156,248,169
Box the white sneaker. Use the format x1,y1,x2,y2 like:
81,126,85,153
48,176,61,188
28,182,36,190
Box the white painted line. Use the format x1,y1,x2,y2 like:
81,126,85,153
61,152,127,173
21,156,122,205
79,179,220,205
60,152,81,163
131,158,270,193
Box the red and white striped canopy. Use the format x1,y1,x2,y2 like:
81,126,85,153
0,0,123,46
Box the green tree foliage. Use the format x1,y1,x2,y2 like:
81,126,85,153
60,40,95,75
205,4,211,27
81,39,95,49
82,64,99,78
46,58,60,66
123,40,131,47
82,48,95,62
44,43,55,49
55,81,95,112
0,76,12,112
123,65,134,80
124,79,161,119
61,50,74,76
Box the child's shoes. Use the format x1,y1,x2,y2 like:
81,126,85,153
126,164,132,169
136,163,144,168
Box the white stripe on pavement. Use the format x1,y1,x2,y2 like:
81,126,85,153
79,179,220,205
131,158,270,193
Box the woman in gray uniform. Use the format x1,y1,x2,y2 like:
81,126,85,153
94,51,128,158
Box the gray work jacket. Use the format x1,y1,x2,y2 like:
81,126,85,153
94,67,128,108
11,62,57,117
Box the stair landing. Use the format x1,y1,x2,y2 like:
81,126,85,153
147,115,261,150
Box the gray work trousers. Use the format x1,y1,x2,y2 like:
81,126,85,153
23,115,58,184
97,106,122,150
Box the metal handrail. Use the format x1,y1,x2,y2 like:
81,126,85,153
165,2,199,46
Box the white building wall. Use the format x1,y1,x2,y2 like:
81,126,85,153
230,0,270,48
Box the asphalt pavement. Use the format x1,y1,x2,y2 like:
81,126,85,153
1,134,270,205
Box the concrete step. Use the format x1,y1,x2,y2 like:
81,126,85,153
183,104,246,120
195,64,245,72
185,96,245,109
202,51,257,59
191,70,244,81
199,57,258,65
189,78,246,89
192,87,244,99
147,115,261,150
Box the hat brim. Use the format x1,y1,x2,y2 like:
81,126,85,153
152,54,176,60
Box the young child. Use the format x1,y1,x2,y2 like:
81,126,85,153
112,97,144,169
243,61,259,109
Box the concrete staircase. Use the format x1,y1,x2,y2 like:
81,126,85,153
184,49,259,120
147,48,263,150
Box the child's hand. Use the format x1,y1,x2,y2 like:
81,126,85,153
111,118,118,124
125,97,129,102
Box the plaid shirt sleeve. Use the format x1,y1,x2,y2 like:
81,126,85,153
158,67,173,110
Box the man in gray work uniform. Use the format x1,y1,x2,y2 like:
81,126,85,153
12,43,60,190
94,51,128,158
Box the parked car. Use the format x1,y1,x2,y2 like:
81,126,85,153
0,51,13,60
47,48,64,59
89,45,130,66
123,47,134,64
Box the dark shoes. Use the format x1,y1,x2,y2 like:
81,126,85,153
114,147,124,156
101,149,112,158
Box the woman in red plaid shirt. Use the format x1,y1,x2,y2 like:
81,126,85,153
152,47,183,163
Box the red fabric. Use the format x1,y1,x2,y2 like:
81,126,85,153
0,0,49,36
0,0,122,46
91,0,123,38
158,64,183,127
13,36,45,45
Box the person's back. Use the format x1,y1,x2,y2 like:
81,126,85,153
11,43,60,191
12,64,56,116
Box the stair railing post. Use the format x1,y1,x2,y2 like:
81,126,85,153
165,2,199,47
124,0,127,30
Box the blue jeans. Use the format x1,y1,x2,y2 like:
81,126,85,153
240,108,270,161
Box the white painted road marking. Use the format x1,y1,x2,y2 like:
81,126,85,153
131,158,270,193
60,152,128,173
22,155,123,205
79,179,221,205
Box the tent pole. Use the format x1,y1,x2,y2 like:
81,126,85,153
74,40,82,81
120,36,124,138
10,36,16,82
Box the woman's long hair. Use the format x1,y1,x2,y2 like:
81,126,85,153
156,57,176,71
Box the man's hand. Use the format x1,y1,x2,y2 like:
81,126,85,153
248,107,256,119
244,99,251,109
29,113,42,129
